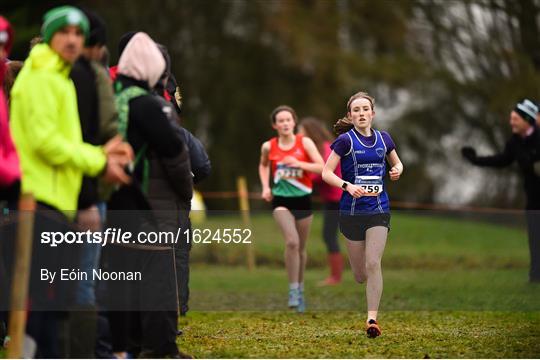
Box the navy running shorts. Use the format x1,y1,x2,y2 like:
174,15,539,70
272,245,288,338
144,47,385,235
338,213,390,241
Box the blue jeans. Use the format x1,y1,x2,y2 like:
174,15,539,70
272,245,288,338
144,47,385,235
76,241,101,306
75,204,103,306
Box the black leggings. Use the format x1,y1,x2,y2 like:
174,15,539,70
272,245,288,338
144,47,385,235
322,202,340,253
103,245,178,357
175,217,192,315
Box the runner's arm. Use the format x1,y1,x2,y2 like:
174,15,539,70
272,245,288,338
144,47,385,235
463,141,514,168
259,141,272,201
322,151,344,188
387,149,403,181
323,150,365,197
282,137,323,173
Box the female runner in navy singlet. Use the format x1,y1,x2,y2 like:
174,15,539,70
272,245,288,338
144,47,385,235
322,91,403,338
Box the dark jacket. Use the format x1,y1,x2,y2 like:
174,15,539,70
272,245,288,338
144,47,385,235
71,57,120,208
71,57,100,209
468,127,540,209
148,95,193,205
107,76,192,239
148,95,193,235
180,127,211,184
154,80,211,185
92,62,118,144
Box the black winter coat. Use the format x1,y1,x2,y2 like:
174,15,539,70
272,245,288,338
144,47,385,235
107,76,192,240
469,127,540,209
71,57,100,209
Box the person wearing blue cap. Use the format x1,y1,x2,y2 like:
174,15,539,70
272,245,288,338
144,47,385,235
462,99,540,283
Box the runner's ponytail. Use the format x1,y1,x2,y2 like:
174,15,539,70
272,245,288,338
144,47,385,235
333,116,353,135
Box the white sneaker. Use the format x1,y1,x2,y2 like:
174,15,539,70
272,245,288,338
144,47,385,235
288,288,300,308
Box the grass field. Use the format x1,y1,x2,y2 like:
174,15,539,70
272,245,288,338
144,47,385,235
190,211,529,269
177,212,539,357
186,266,539,312
177,265,540,357
178,310,540,358
2,212,539,358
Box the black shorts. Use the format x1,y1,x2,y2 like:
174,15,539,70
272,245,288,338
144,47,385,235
338,213,390,241
272,195,313,220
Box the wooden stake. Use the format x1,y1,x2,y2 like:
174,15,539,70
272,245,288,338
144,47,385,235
237,177,255,270
7,193,36,359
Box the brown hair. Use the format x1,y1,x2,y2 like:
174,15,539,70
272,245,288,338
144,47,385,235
333,91,375,134
270,105,298,124
299,117,333,155
3,61,23,102
29,36,42,50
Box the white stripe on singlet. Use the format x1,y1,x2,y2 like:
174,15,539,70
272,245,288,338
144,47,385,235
352,128,377,148
347,131,358,215
344,132,353,156
375,130,384,213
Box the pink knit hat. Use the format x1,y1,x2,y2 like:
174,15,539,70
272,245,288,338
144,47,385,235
118,32,165,88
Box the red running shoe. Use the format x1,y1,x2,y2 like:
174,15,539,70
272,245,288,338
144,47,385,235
366,319,381,338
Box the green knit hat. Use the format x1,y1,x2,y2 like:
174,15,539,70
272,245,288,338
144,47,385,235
41,6,89,44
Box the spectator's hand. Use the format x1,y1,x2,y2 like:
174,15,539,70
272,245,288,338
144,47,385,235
102,158,131,185
261,187,273,202
461,146,477,162
104,135,134,162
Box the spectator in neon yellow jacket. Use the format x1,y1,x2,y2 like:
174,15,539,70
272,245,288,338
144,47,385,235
10,6,131,219
8,7,132,357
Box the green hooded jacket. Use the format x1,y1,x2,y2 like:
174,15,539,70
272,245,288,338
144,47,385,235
10,44,106,218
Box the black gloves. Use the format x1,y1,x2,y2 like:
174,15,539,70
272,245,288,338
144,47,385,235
461,146,477,162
